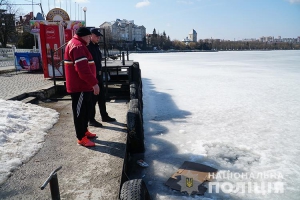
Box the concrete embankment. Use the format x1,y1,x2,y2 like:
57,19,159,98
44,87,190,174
0,97,128,199
0,60,146,199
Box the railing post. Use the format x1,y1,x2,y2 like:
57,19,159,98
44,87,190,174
49,174,61,200
50,49,57,93
122,52,125,66
12,46,17,74
103,29,108,98
41,166,62,200
61,48,66,81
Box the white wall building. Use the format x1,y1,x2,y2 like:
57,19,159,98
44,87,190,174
182,29,197,44
100,19,146,42
189,29,197,42
260,36,274,43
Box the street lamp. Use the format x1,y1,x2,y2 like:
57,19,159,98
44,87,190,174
82,7,87,26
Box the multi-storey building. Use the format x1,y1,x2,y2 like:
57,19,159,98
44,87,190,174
0,9,16,31
0,9,16,46
189,29,197,42
15,12,33,34
182,29,197,44
260,36,274,43
100,19,146,42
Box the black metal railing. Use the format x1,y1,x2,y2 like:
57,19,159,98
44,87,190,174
41,166,62,200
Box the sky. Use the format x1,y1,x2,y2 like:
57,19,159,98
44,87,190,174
130,51,300,199
0,51,299,198
12,0,300,41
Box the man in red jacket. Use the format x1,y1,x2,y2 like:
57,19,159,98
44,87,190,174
64,27,99,147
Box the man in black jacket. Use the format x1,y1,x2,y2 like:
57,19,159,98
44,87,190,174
87,28,115,127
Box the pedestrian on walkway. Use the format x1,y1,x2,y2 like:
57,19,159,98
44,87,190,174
64,27,99,147
87,28,116,127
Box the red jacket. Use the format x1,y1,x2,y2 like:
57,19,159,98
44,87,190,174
64,35,98,93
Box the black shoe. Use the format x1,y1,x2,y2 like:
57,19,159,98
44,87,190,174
102,116,116,122
89,120,103,127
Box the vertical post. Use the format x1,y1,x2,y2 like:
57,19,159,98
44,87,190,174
49,174,61,200
51,49,57,93
122,52,125,66
127,50,129,61
62,47,66,81
103,29,108,98
12,45,17,74
83,7,87,25
70,0,71,18
32,0,34,19
41,166,62,200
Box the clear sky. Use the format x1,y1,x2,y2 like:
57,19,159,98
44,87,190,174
15,0,300,41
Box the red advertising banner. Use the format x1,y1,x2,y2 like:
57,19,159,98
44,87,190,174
40,24,64,78
64,29,73,43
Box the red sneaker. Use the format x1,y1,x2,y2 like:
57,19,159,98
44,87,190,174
78,136,95,147
85,130,96,138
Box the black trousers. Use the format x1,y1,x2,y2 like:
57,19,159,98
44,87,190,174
71,91,93,140
89,80,108,121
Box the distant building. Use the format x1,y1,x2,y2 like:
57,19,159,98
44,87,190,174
241,38,258,42
189,29,197,42
0,9,16,32
182,29,197,44
182,36,191,43
260,36,274,43
146,28,159,47
100,19,146,42
15,12,33,34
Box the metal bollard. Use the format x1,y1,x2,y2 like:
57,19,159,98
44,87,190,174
41,166,62,200
122,52,125,65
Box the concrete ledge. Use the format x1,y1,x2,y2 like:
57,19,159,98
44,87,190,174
8,85,66,101
0,68,16,75
21,96,38,104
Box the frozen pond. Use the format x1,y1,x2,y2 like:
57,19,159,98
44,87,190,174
131,50,300,200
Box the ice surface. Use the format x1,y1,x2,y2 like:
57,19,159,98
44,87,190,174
131,50,300,199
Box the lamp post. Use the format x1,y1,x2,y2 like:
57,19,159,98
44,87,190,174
83,7,87,26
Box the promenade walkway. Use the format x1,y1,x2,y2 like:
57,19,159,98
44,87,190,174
0,66,55,100
0,65,129,199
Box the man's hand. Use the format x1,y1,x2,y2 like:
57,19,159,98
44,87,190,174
93,84,100,95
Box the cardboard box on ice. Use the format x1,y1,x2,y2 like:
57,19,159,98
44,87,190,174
165,161,218,195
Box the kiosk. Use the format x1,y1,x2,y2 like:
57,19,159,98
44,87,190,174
30,8,85,78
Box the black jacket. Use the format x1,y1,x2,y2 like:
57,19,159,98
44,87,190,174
87,42,102,80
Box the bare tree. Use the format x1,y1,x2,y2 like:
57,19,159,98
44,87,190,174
100,26,113,49
0,0,20,47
